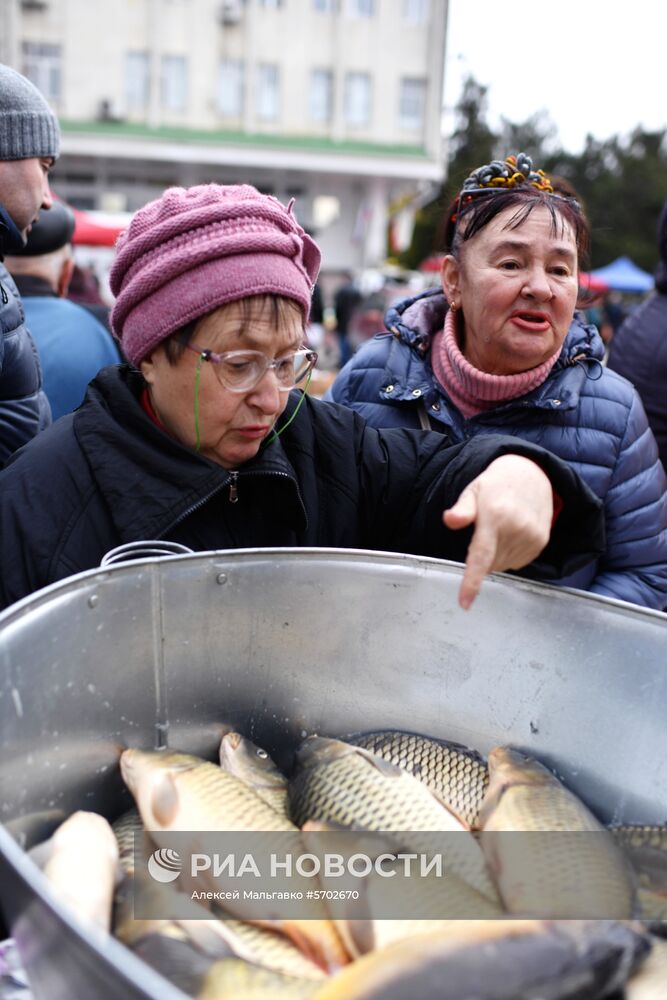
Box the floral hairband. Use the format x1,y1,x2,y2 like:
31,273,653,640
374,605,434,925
462,153,554,194
449,153,555,232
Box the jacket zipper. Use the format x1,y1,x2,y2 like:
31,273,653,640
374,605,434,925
237,468,308,529
0,282,8,305
157,479,230,538
158,467,307,537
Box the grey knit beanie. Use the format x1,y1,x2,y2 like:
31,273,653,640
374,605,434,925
0,64,60,161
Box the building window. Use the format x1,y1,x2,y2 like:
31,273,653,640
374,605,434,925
344,72,371,126
161,55,188,112
256,64,280,122
402,0,429,23
217,59,244,117
309,69,333,124
126,51,150,110
347,0,374,15
313,0,338,10
21,42,61,101
399,77,425,130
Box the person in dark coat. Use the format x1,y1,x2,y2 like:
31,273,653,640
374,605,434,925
607,197,667,473
325,154,667,609
333,272,362,367
67,263,113,332
0,183,605,613
5,200,122,419
0,63,58,464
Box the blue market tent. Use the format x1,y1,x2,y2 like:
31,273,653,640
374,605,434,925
589,256,654,294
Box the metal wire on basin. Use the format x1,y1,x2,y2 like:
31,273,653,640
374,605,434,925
99,540,194,568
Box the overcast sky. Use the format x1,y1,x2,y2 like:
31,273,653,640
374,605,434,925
443,0,666,154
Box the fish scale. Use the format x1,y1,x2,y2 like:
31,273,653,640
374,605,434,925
205,914,327,980
484,783,605,832
290,737,499,902
479,747,636,919
126,752,296,832
610,825,667,852
119,749,351,972
291,738,477,832
198,957,320,1000
112,807,144,875
347,730,489,827
609,824,667,923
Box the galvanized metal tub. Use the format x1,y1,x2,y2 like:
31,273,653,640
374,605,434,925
1,547,666,1000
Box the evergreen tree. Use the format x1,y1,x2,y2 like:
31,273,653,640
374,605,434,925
399,76,496,270
399,73,667,276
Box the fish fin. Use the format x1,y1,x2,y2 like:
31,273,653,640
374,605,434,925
176,918,239,961
350,745,404,777
340,918,375,959
275,919,349,973
436,736,487,765
477,773,511,829
216,723,239,741
335,868,378,959
218,731,242,766
150,772,180,827
301,818,350,834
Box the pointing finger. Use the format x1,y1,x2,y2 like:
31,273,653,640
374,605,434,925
458,519,497,610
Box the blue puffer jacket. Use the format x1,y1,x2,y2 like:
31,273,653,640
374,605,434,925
0,207,51,466
325,288,667,609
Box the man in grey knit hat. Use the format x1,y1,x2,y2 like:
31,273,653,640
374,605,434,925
0,63,60,464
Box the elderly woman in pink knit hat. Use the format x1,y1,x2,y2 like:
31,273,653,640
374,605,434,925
0,183,605,612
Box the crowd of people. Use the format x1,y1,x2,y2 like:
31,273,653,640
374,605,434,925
0,64,665,614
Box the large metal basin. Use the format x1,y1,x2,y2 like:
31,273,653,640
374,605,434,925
1,548,666,999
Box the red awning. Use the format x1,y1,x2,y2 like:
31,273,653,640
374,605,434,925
420,254,445,273
578,272,609,294
71,207,126,247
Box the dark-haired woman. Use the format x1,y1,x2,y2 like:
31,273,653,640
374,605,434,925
326,155,667,608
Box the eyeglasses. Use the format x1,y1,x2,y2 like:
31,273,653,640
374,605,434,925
185,345,318,393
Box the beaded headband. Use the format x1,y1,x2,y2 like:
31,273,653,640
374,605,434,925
450,153,555,234
462,153,553,194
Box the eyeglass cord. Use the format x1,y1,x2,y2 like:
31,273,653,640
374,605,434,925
195,353,204,452
193,354,313,454
263,367,313,446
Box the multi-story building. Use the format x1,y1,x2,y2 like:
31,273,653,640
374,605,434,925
1,0,448,272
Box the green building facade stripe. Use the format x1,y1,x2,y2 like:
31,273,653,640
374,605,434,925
59,119,430,159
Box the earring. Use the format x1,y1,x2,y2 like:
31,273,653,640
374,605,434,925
449,300,457,312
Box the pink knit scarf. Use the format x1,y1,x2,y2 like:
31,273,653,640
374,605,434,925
431,310,561,418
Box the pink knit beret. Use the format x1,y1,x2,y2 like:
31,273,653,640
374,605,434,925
109,183,321,365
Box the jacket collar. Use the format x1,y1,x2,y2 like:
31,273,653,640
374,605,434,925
0,204,26,255
380,288,605,414
384,287,446,355
11,274,57,298
73,366,306,541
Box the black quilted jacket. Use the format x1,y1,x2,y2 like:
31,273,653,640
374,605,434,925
0,211,51,466
0,365,604,611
